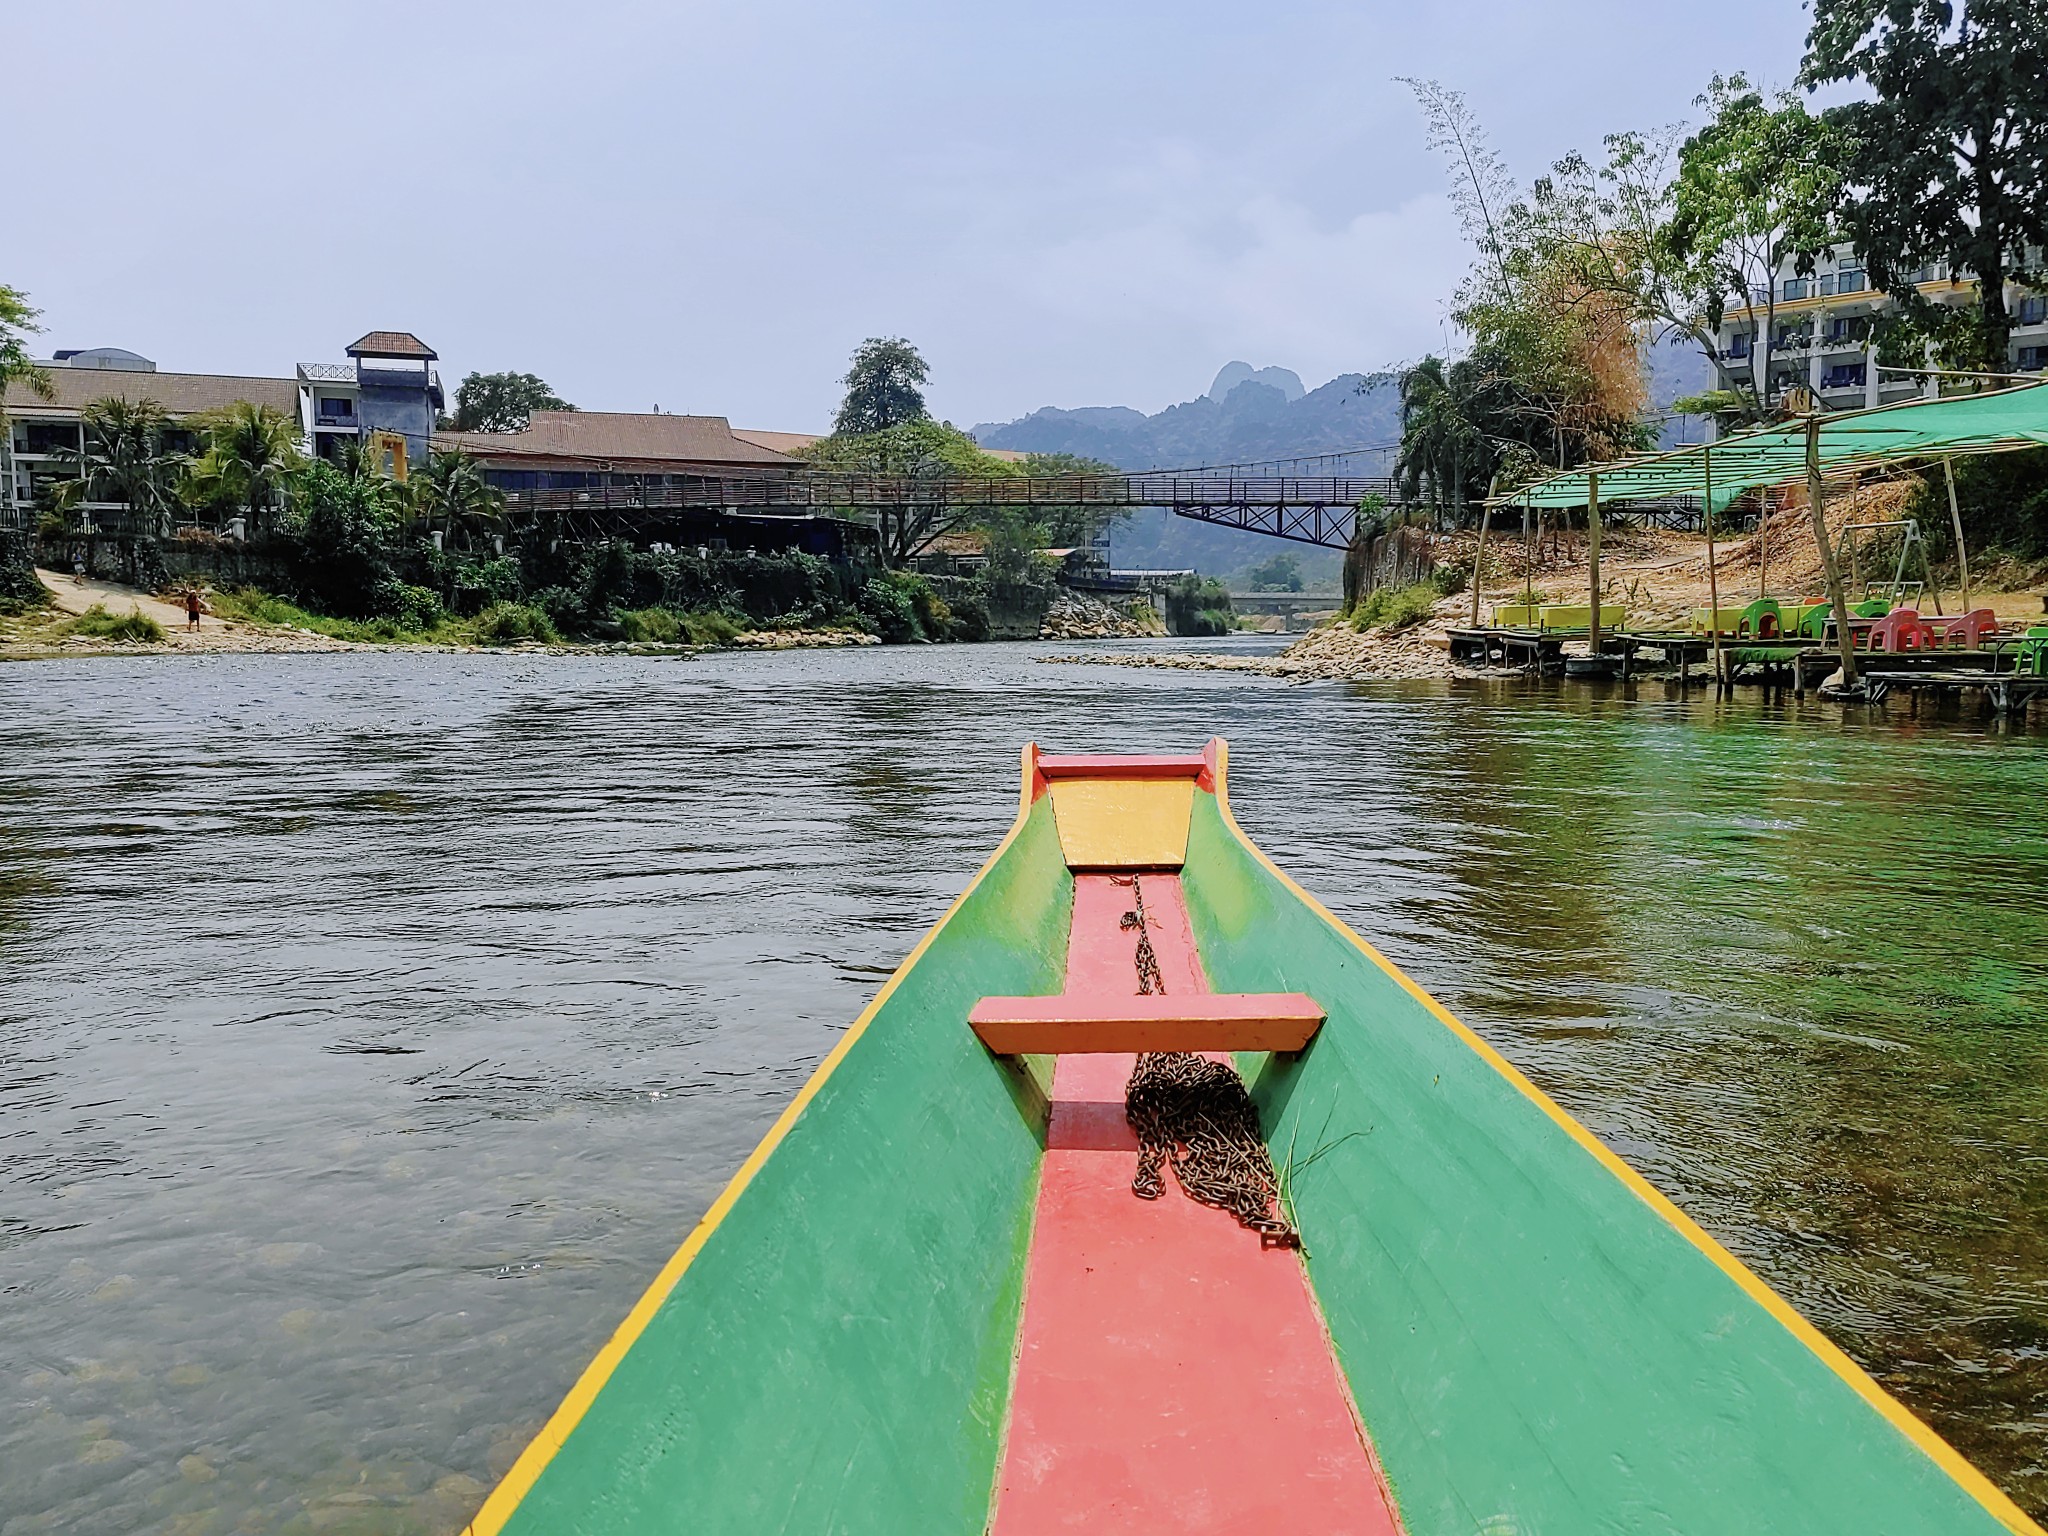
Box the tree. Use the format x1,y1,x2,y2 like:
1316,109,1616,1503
1017,451,1126,549
1246,552,1304,592
1805,1,2048,375
286,459,397,616
57,398,183,537
450,371,576,433
798,418,1014,564
0,285,52,411
189,402,306,533
1404,81,1655,476
1665,76,1843,418
411,449,505,548
832,338,930,436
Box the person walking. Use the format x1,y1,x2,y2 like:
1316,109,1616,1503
185,587,203,633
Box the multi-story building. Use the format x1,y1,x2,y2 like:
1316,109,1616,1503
1,331,441,529
1711,245,2048,414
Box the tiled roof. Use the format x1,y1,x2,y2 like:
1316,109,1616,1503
345,331,437,359
733,427,1031,463
435,411,795,467
2,369,297,418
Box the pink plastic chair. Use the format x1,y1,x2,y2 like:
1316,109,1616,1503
1923,608,1999,648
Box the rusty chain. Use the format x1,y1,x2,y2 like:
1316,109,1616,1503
1116,875,1299,1248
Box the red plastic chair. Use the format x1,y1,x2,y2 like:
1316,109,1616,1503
1869,608,1934,652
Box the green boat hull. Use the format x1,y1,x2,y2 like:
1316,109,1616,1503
464,742,2036,1536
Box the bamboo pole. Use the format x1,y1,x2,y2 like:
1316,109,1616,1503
1759,490,1769,598
1704,445,1724,689
1468,473,1499,629
1808,414,1860,688
1522,492,1534,607
1944,455,1973,608
1586,471,1603,658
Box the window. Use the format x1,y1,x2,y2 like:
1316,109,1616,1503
2017,296,2048,326
1782,278,1809,301
1836,267,1867,294
1726,332,1751,359
2019,346,2047,372
316,395,354,420
1822,363,1867,390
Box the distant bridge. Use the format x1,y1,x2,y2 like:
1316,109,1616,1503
502,469,1399,550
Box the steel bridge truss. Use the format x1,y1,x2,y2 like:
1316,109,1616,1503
498,471,1405,551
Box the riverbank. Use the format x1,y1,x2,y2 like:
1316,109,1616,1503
1055,494,2048,683
1,571,1155,661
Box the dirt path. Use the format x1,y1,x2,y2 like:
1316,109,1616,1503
35,568,237,643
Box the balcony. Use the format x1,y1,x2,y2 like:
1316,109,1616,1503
314,410,358,429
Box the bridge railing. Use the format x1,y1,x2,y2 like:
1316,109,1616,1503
497,472,1393,514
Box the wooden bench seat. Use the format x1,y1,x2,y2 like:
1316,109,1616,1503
970,992,1324,1055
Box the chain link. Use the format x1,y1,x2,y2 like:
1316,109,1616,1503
1116,876,1299,1248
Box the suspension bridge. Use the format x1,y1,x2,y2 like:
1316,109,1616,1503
500,445,1412,550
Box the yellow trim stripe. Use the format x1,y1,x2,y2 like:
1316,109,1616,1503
462,745,1046,1536
1205,738,2043,1536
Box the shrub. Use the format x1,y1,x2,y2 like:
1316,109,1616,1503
1348,581,1439,632
857,575,921,643
944,588,991,641
65,603,165,643
372,581,446,632
0,531,48,614
616,607,683,643
1431,558,1471,597
471,602,561,646
1162,575,1234,636
528,585,587,635
445,555,525,616
676,610,742,645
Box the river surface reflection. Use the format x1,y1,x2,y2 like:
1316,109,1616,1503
4,639,2048,1531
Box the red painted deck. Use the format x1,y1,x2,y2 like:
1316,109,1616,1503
989,875,1402,1535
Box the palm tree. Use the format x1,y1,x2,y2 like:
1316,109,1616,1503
191,402,304,534
1395,356,1495,525
411,450,505,550
57,397,183,537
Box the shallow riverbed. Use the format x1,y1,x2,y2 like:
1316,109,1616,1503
4,639,2047,1531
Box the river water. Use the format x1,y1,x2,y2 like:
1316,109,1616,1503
4,640,2047,1533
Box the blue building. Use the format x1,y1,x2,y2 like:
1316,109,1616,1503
345,331,442,474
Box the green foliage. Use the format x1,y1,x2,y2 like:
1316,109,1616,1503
64,603,164,643
285,460,398,617
1432,559,1472,597
0,284,51,407
450,372,575,433
470,602,561,646
1908,448,2048,563
437,553,524,616
857,575,923,642
1805,2,2048,373
412,450,505,547
1245,553,1304,592
190,402,305,531
799,418,1021,563
58,397,184,536
1348,581,1440,632
1402,79,1657,473
1017,452,1129,544
0,531,47,613
832,338,931,436
1162,575,1234,637
1667,75,1844,417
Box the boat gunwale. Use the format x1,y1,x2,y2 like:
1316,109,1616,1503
460,743,1051,1536
1199,736,2043,1536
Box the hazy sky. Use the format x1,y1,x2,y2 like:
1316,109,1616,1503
13,1,1820,429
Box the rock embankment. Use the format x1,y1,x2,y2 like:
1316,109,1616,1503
1038,589,1161,640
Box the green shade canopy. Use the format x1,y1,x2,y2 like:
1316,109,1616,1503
1501,382,2048,512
